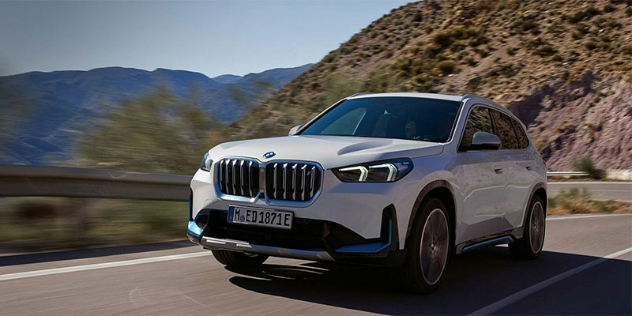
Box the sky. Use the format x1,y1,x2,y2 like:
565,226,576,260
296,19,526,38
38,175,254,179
0,0,412,78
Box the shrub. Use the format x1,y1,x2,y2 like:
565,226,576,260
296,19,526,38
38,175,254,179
437,61,456,74
572,156,603,178
585,41,599,51
469,35,490,47
568,6,600,23
433,31,452,46
604,4,616,12
534,45,557,57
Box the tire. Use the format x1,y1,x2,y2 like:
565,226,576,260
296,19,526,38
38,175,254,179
509,195,546,259
400,197,451,294
211,250,268,267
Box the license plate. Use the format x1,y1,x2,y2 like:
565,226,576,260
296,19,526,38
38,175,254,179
228,206,293,229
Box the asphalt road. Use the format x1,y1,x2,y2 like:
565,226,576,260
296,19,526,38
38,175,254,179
548,181,632,202
0,214,630,315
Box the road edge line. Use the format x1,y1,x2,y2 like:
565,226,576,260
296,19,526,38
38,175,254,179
547,214,632,221
0,252,211,282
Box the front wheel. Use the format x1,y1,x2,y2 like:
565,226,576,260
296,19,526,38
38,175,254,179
401,198,451,294
509,195,546,259
211,250,268,267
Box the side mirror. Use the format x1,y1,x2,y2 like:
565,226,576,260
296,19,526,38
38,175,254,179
288,125,303,136
470,131,501,150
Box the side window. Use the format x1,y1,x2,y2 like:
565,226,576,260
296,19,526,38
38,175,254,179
460,106,493,150
491,110,519,150
511,118,529,149
321,107,366,135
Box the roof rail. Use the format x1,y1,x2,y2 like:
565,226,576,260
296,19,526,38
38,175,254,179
349,92,372,97
460,93,478,101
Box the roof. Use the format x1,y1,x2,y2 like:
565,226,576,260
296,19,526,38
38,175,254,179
347,92,515,118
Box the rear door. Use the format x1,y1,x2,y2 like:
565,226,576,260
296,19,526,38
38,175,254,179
489,110,533,230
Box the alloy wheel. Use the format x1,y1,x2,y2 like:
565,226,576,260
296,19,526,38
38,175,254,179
419,208,449,285
529,202,545,253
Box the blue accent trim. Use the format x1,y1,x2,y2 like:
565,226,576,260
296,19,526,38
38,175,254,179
461,235,514,253
188,221,203,237
335,219,392,253
188,190,193,221
187,211,209,237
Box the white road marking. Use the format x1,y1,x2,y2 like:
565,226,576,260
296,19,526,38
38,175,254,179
547,213,632,221
548,181,632,185
468,246,632,316
0,252,211,282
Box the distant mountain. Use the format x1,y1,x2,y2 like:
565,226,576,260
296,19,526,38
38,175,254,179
212,74,243,84
0,64,312,165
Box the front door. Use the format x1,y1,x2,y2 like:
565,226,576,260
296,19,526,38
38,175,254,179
454,105,508,244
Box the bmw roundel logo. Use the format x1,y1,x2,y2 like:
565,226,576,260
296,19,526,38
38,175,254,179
263,151,276,159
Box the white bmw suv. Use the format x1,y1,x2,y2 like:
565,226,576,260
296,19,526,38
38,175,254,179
188,93,547,293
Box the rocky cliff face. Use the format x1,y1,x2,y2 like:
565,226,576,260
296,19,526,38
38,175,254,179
228,0,632,170
516,71,632,170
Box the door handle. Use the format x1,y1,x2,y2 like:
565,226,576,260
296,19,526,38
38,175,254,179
494,168,503,174
526,166,533,171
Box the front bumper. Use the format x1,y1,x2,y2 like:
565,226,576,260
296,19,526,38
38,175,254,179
188,167,415,266
188,205,404,266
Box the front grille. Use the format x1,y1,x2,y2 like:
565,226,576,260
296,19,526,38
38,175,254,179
265,162,321,201
217,158,260,198
217,158,321,202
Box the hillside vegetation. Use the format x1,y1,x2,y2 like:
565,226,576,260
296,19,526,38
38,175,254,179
227,0,632,170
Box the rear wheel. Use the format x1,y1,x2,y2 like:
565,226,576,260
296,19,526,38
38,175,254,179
400,198,451,294
509,195,546,259
211,250,268,267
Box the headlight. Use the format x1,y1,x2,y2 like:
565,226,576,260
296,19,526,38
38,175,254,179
200,152,212,171
332,158,413,182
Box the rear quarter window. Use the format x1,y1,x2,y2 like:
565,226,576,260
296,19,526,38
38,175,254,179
491,110,520,150
511,118,530,149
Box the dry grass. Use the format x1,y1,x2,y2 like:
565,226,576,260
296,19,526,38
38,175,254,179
0,197,187,252
548,188,631,215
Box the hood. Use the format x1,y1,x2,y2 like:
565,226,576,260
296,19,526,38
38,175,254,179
207,135,444,169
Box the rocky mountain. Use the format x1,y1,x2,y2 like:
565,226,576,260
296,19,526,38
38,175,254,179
227,0,632,170
0,64,312,165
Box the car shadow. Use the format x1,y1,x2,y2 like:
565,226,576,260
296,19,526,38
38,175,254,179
0,240,193,266
227,246,631,315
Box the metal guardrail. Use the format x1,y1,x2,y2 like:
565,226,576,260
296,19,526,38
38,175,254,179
0,165,191,201
546,171,590,177
0,165,593,201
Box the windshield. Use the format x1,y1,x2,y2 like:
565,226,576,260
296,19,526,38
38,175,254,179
299,97,461,143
